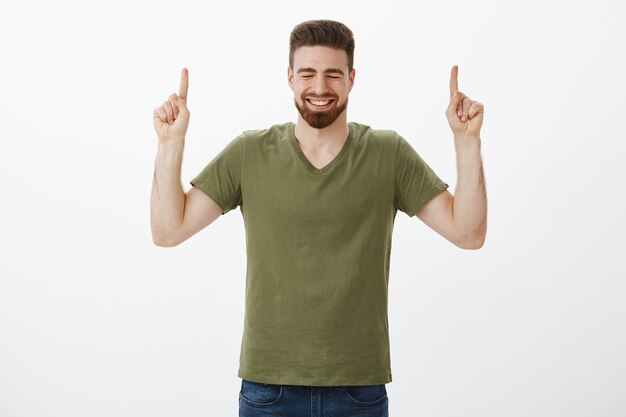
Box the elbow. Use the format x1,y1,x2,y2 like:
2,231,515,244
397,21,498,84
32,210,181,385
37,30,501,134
457,237,485,250
153,238,180,248
151,230,181,247
454,228,486,250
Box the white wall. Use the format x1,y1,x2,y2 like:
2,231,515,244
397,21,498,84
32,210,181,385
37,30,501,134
1,0,624,416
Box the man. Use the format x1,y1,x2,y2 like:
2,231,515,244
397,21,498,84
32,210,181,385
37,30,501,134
151,19,486,417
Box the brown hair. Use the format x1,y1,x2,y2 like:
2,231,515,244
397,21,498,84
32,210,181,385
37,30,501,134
289,20,355,71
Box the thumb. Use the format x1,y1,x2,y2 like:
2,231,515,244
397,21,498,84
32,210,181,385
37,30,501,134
172,94,190,119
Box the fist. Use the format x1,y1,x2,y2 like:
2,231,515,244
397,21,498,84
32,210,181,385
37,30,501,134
153,68,190,142
445,65,484,138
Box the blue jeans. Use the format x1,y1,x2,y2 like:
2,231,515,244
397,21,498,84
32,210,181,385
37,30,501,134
239,378,389,417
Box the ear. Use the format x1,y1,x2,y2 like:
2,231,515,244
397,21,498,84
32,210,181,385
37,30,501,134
348,68,356,92
287,66,294,91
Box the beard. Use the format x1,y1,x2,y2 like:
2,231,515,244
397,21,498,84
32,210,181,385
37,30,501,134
294,95,348,129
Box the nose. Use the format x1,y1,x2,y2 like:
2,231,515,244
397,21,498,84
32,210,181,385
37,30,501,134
311,75,329,95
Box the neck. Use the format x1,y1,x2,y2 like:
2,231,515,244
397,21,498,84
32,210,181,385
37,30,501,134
294,112,349,150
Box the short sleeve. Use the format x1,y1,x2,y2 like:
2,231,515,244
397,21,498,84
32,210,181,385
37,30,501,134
190,134,244,215
394,134,449,217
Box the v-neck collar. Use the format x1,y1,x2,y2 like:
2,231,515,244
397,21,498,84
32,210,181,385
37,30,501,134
288,122,353,175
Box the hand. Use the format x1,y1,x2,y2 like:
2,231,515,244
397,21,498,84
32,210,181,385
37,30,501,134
153,68,190,143
445,65,484,139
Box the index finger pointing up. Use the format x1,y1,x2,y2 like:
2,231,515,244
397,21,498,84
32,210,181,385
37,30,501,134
179,67,189,101
449,65,458,99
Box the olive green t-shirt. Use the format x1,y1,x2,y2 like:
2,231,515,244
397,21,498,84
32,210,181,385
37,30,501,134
190,122,448,386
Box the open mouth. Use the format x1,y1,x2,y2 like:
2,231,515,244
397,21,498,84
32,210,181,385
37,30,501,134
305,98,336,111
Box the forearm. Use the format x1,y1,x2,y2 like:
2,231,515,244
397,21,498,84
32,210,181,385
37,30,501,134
452,135,487,247
150,138,186,245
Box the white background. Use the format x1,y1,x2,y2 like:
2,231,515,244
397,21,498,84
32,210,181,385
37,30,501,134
1,0,625,416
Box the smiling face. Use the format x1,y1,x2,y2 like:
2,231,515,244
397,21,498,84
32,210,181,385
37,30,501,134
288,45,355,129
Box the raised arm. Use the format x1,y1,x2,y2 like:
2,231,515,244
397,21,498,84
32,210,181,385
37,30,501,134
151,68,223,247
416,65,487,249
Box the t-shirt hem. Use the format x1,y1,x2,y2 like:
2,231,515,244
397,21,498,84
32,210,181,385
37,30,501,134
405,182,449,217
238,369,392,387
189,180,232,214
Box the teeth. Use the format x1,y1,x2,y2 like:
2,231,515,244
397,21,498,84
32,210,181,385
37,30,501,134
310,99,330,106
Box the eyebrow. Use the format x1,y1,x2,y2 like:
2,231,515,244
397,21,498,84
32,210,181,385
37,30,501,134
296,68,345,76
